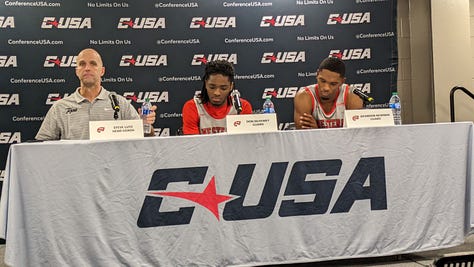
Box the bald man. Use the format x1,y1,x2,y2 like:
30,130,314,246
36,48,156,140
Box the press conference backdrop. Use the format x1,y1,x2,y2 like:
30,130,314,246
0,1,398,184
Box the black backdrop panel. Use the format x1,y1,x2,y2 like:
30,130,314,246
0,0,398,186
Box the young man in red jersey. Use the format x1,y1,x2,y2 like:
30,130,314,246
294,57,363,129
182,60,252,134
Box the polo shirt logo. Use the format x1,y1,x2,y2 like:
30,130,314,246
65,108,78,114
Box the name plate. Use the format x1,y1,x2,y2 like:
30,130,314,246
226,113,278,134
89,119,144,140
344,108,394,128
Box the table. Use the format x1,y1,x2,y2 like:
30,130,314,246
1,123,472,266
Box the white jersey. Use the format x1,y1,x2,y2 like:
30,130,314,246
193,96,238,134
305,83,349,128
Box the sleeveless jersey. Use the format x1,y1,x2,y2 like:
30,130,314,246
305,83,349,128
193,96,238,134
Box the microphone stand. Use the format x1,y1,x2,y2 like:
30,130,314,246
352,89,374,109
109,93,120,120
362,99,371,109
231,89,242,114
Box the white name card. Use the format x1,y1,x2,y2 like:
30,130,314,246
226,113,278,134
89,119,144,140
344,108,395,128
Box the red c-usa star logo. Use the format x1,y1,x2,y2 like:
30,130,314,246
148,176,234,220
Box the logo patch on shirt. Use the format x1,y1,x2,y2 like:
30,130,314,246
65,107,78,114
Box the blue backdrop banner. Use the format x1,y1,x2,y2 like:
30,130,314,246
0,0,398,184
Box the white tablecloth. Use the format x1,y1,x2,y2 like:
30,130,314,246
1,122,472,266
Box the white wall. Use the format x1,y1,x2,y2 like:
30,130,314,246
432,0,472,123
397,0,474,124
397,0,413,123
397,0,435,124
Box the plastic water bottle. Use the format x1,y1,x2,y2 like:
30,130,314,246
388,92,402,125
263,95,275,113
141,97,152,134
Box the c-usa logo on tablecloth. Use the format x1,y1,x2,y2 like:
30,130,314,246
137,157,388,227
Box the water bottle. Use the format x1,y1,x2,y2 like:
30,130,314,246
388,92,402,125
141,97,152,134
263,95,275,113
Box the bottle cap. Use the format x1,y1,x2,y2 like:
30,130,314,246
392,92,398,95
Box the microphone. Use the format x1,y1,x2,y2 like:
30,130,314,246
353,88,374,103
109,92,120,120
231,89,242,114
